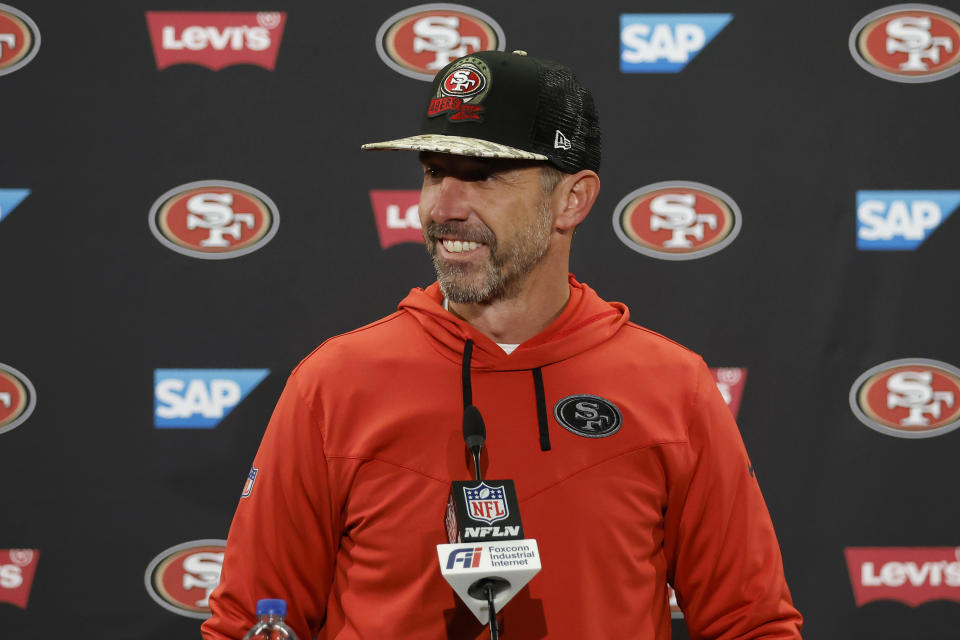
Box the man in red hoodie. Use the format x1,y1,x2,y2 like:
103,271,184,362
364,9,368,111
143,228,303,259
203,50,803,639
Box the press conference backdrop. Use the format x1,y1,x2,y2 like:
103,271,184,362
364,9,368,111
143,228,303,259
1,1,959,638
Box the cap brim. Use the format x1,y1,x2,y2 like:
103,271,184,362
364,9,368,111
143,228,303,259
361,134,548,162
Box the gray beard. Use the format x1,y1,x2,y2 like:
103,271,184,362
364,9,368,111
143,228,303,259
425,199,552,304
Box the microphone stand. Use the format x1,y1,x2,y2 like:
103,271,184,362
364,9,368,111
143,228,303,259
463,405,499,640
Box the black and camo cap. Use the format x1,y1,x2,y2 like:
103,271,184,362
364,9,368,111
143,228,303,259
362,50,601,174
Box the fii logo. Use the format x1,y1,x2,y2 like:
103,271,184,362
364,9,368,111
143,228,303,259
620,14,732,72
856,190,960,249
446,546,482,569
0,189,29,224
154,369,269,428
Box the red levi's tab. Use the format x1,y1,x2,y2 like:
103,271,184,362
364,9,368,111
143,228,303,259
145,11,287,71
369,190,423,249
845,547,960,607
0,549,40,609
710,367,747,419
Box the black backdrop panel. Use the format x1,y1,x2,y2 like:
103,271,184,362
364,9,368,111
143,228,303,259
1,1,958,638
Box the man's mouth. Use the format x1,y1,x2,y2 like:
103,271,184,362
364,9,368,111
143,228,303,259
441,239,483,253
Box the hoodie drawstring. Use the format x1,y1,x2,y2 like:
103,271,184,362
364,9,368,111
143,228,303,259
461,338,552,452
462,339,474,408
532,368,551,451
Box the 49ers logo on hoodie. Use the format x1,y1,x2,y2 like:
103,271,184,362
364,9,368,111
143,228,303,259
375,4,505,81
554,394,622,438
0,4,40,76
145,11,287,71
850,358,960,438
850,5,960,83
144,539,226,619
613,181,742,260
149,180,279,259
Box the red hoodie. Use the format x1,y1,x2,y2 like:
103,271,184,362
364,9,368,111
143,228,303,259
202,276,802,639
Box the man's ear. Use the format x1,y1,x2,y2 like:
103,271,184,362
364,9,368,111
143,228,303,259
554,170,600,231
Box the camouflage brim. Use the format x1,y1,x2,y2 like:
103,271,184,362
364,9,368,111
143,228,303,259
361,134,548,161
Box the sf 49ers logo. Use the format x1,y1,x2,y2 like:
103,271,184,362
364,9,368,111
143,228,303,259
0,4,40,76
149,180,279,259
850,4,960,82
850,358,960,438
376,4,504,81
144,539,226,619
613,181,742,261
429,56,491,121
0,362,36,436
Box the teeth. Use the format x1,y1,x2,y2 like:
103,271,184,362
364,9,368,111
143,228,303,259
442,240,481,253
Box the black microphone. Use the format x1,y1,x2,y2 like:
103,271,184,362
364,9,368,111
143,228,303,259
463,404,485,482
444,405,524,544
438,405,541,635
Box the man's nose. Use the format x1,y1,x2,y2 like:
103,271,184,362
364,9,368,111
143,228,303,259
429,176,471,223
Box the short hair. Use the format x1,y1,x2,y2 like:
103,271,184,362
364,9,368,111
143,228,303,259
540,164,567,197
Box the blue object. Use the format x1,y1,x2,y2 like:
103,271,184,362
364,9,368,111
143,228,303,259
256,599,287,616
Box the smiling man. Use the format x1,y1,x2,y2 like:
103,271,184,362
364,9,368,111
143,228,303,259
203,50,802,640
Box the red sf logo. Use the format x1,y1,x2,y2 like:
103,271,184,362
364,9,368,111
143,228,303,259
0,363,36,436
0,549,39,609
375,4,504,81
149,180,280,259
0,5,40,76
850,6,960,82
613,181,742,260
850,358,960,438
443,68,483,95
144,540,226,619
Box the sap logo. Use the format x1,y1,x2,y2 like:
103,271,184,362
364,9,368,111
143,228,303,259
154,369,269,428
464,526,521,538
446,546,482,569
856,190,960,249
620,14,732,72
0,189,29,224
369,190,424,248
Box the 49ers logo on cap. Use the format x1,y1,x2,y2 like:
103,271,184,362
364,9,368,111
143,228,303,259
429,55,491,121
613,181,742,261
850,358,960,438
0,4,40,76
850,5,960,83
375,4,505,81
0,363,36,436
149,180,279,259
144,539,226,619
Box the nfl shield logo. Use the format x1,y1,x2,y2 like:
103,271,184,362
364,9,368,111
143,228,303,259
463,482,509,524
241,467,258,498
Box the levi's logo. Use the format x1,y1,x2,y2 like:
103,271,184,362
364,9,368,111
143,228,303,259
0,549,39,609
710,367,747,419
369,190,423,248
145,11,287,71
845,547,960,606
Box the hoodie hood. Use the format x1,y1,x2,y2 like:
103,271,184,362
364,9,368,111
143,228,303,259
398,275,629,371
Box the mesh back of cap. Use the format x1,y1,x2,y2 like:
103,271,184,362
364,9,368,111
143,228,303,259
533,62,602,174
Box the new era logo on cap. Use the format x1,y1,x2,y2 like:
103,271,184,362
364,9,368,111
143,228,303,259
554,130,571,150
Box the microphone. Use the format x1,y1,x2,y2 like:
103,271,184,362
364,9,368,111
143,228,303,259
438,404,541,629
463,405,485,482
